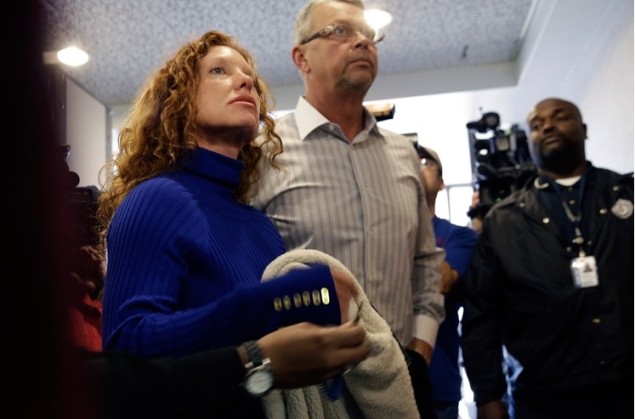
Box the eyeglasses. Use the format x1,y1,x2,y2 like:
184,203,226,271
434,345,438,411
300,22,385,45
420,158,437,168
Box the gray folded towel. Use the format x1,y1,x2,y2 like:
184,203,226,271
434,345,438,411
261,249,419,419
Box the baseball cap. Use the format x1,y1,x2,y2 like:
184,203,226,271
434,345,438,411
415,144,443,176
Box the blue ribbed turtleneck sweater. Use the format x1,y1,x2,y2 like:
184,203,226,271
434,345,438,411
102,147,339,357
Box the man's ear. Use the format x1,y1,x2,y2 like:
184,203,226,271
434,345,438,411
438,177,446,192
292,46,309,73
582,123,588,139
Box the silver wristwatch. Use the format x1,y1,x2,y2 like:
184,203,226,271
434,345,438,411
242,340,274,397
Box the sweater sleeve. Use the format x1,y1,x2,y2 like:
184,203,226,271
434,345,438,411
102,179,339,357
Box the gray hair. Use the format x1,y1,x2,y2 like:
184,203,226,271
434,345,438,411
293,0,365,45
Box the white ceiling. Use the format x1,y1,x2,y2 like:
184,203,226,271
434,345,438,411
41,0,535,108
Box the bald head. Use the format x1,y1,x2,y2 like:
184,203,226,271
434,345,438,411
527,98,583,124
526,97,588,178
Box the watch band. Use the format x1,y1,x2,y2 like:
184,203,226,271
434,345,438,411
243,340,264,369
242,340,274,397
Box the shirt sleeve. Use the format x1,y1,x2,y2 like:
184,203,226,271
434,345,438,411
444,225,478,298
411,188,446,347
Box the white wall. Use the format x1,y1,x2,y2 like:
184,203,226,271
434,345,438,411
66,77,109,187
482,0,634,175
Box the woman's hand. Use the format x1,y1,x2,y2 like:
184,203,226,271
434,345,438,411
256,321,369,388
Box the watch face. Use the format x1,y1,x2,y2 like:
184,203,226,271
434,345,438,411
246,367,274,396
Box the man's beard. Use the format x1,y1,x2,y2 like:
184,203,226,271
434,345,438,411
536,140,582,174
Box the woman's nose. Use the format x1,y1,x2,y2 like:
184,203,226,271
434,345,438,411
236,73,254,91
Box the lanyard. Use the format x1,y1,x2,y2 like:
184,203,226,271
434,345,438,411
545,174,587,256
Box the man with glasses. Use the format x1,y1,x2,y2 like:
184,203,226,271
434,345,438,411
253,1,444,417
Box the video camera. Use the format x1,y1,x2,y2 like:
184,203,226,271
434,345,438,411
466,111,537,219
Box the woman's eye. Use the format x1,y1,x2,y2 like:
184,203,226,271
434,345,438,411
210,66,226,75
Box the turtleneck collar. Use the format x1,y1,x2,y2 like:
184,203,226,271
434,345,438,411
181,147,244,190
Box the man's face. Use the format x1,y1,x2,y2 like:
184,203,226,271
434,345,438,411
298,2,379,94
194,45,260,147
526,99,587,164
418,157,443,199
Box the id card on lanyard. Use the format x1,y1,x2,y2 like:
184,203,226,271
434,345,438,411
544,175,599,288
571,254,599,288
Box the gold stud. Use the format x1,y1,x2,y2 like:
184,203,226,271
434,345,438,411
321,287,331,305
273,298,282,311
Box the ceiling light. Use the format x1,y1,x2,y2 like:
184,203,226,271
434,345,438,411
56,46,89,67
364,9,393,31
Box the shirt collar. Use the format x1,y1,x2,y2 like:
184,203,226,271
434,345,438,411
294,96,330,140
534,162,594,190
294,96,379,141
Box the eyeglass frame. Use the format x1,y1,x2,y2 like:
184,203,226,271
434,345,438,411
419,158,443,178
420,158,438,168
299,22,385,45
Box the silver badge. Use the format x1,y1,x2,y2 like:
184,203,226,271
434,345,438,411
611,198,634,219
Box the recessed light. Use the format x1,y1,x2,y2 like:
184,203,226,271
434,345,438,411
56,46,89,67
364,9,393,31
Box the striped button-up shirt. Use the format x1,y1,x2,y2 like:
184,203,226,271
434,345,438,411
252,97,444,346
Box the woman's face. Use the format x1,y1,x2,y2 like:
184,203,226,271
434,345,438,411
194,45,261,153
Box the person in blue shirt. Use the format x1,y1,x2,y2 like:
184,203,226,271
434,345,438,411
416,144,478,419
97,30,367,418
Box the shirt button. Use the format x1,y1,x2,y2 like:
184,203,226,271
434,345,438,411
542,217,550,224
592,318,601,324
